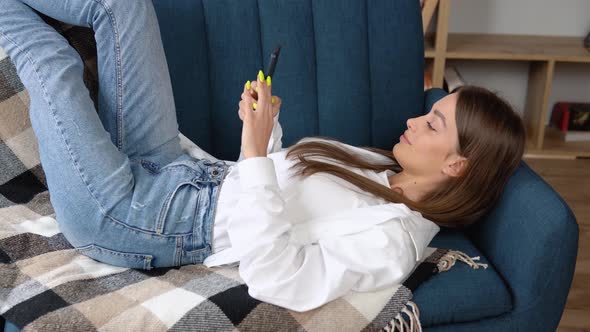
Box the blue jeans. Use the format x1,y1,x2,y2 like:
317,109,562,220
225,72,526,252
0,0,229,269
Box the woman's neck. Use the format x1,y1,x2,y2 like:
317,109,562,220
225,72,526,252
388,171,440,202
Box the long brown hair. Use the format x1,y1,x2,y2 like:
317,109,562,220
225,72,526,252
284,85,526,228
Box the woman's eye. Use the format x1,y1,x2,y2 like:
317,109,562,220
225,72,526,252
427,121,436,131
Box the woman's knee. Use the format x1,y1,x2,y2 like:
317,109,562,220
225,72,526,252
93,0,156,25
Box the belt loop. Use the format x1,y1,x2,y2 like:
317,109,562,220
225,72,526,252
175,236,183,266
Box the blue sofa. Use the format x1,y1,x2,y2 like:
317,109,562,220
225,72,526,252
2,0,578,331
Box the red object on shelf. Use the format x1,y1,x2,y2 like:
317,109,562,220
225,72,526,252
550,102,572,132
562,110,571,131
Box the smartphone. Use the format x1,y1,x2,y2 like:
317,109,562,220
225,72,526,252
251,44,281,100
266,44,281,78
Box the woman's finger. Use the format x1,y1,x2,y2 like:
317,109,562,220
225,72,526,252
249,80,258,100
243,81,251,98
256,70,272,114
256,70,266,99
246,97,254,110
239,99,254,118
245,80,259,101
270,95,282,117
242,91,255,101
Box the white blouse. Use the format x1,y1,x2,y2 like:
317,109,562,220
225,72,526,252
178,111,440,312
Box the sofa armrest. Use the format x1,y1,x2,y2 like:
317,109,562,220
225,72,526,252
466,162,578,330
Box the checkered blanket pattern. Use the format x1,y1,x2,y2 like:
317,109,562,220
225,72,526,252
0,16,453,332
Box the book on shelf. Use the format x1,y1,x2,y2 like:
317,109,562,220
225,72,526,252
562,131,590,142
549,102,590,142
443,66,466,93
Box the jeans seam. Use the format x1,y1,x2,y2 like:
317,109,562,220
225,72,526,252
102,212,192,237
0,30,109,217
77,244,148,258
92,0,124,151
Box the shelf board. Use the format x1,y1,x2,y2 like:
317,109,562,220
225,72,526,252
525,126,590,159
441,33,590,62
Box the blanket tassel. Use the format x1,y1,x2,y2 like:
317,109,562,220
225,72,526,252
383,250,487,332
437,249,489,272
383,301,422,332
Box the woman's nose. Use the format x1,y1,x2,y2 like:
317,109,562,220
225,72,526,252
407,118,414,131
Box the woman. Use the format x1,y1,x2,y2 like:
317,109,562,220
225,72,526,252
0,0,525,312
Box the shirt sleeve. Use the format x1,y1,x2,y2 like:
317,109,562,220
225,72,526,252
267,111,284,154
228,157,418,312
237,111,283,162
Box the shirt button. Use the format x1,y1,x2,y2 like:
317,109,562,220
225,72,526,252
212,169,219,176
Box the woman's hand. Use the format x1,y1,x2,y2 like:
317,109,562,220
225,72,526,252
238,79,282,121
238,70,280,159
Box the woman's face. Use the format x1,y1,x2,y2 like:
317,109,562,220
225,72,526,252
392,92,464,177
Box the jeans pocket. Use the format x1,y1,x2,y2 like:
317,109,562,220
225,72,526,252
76,244,154,270
156,182,203,235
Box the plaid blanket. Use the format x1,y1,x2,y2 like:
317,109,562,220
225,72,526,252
0,17,487,332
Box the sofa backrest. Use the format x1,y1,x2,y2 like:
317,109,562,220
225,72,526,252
151,0,425,160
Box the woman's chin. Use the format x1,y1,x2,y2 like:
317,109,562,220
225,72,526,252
392,144,402,159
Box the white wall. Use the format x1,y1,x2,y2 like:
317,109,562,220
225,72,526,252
440,0,590,124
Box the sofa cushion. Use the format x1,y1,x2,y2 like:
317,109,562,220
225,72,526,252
152,0,425,161
413,229,513,327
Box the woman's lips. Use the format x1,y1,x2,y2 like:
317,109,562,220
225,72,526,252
401,133,412,145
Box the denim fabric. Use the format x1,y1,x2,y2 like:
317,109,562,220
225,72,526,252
0,0,229,269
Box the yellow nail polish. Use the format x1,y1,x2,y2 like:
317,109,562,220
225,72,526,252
256,87,259,92
266,76,271,87
253,102,257,109
246,80,251,90
258,70,265,82
272,97,275,104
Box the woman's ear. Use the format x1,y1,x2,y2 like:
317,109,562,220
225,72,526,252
444,157,468,178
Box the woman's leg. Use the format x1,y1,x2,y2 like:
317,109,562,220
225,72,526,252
0,0,183,229
17,0,184,164
0,0,131,223
0,0,223,268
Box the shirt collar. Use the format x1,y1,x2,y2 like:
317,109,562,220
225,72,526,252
379,170,439,261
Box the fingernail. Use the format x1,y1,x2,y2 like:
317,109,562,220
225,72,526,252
258,70,265,82
246,80,251,90
253,102,257,109
272,96,275,104
266,75,271,87
256,87,259,92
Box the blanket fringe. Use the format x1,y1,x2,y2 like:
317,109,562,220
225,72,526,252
437,249,489,272
382,249,487,332
383,301,422,332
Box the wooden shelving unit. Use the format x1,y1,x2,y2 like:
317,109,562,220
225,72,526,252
424,0,590,159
